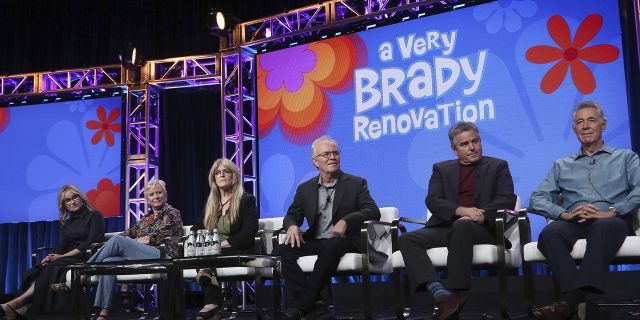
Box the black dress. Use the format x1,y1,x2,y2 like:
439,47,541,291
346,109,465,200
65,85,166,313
21,208,105,316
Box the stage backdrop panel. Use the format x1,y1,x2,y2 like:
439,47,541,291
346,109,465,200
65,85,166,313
256,0,632,239
0,96,123,223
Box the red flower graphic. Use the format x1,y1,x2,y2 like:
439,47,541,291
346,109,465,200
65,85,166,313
87,178,121,217
0,108,9,133
86,106,121,146
526,14,619,94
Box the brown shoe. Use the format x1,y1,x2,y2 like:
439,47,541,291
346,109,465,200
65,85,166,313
531,301,573,320
431,292,463,320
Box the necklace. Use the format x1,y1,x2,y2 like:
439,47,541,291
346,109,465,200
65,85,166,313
220,197,230,207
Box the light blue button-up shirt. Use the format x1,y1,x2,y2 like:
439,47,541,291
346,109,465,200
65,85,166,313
529,145,640,220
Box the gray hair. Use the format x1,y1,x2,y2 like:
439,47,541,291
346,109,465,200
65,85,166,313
311,135,339,158
574,100,605,122
144,179,167,198
448,122,479,146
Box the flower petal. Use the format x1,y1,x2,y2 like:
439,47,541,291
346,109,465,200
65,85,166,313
512,0,537,18
92,129,104,145
485,9,505,34
570,60,595,94
526,45,563,64
473,3,498,21
540,60,569,94
106,108,120,123
579,44,619,63
96,106,107,123
548,15,572,49
109,123,122,132
105,130,115,146
86,120,102,130
504,8,522,33
573,14,602,49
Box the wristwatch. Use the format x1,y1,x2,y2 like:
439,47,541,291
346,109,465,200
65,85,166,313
608,206,621,216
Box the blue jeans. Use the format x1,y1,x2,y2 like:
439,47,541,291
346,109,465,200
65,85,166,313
87,235,160,309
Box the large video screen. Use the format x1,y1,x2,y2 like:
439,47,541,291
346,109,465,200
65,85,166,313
257,0,632,237
0,96,123,223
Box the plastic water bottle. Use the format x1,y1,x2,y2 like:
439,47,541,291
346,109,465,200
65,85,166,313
195,230,204,256
186,231,196,257
204,230,213,256
211,229,221,255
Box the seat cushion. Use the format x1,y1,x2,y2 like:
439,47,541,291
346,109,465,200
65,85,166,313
392,245,521,269
296,252,393,274
524,236,640,263
183,267,273,278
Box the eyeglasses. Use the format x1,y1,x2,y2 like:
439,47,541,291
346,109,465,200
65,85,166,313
314,150,340,159
215,169,232,177
63,194,81,205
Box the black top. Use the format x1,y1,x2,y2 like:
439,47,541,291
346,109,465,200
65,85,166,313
192,192,259,250
58,208,105,254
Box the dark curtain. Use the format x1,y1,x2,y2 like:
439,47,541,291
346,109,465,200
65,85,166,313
159,86,222,227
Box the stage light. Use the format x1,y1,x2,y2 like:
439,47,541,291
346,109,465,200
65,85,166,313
453,4,466,9
119,43,140,69
265,28,272,38
207,9,238,36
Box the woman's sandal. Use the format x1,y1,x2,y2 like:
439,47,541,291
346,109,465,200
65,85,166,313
50,282,71,292
196,268,219,287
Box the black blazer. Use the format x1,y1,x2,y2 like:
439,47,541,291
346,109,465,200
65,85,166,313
192,192,259,250
283,170,380,250
425,156,516,228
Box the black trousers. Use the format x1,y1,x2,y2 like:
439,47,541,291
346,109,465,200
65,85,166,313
398,219,495,292
537,217,632,294
272,237,359,312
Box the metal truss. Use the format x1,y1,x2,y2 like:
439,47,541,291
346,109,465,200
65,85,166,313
220,48,257,196
233,0,489,48
125,85,160,227
147,54,221,89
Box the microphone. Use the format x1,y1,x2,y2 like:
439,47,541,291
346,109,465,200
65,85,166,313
590,158,596,165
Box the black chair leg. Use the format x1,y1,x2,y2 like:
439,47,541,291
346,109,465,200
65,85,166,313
523,261,535,315
392,269,403,319
497,264,510,320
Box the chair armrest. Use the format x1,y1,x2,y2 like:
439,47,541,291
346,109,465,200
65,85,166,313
176,235,190,258
32,247,57,265
254,230,265,254
398,217,428,225
157,235,183,259
270,228,287,251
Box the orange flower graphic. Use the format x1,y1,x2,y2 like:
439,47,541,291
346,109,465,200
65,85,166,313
87,178,121,217
86,106,121,146
257,35,366,143
526,14,619,94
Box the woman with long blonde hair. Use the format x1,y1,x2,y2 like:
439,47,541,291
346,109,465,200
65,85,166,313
191,159,259,319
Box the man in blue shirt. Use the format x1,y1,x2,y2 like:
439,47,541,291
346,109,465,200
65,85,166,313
529,101,640,319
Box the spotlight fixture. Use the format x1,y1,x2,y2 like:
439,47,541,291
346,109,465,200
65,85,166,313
207,8,238,36
119,43,141,69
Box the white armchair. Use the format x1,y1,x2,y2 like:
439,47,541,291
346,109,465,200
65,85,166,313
270,206,400,318
391,197,526,320
521,210,640,310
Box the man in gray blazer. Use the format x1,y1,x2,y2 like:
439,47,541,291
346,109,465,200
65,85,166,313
398,122,516,320
273,135,380,320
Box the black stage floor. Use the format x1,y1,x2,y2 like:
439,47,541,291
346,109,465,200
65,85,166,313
4,272,640,319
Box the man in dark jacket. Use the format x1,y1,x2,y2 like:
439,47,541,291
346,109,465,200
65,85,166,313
273,135,380,320
398,122,517,320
